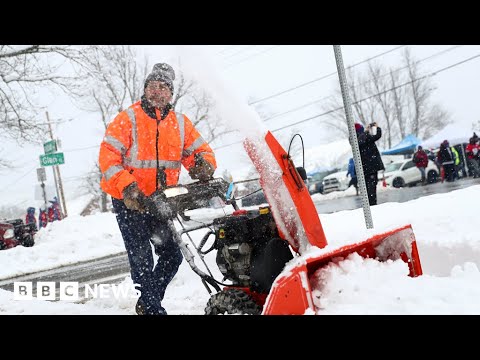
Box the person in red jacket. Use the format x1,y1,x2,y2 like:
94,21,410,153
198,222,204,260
466,137,480,178
413,145,429,185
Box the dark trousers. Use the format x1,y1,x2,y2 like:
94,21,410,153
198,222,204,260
467,158,480,178
365,173,378,206
443,164,455,182
112,198,183,315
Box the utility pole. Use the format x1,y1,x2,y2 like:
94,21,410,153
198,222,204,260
45,111,68,217
333,45,373,229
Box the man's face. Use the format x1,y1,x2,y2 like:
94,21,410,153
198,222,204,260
145,80,172,109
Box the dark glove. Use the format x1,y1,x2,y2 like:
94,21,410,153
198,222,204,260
146,191,175,220
188,154,215,181
122,182,146,212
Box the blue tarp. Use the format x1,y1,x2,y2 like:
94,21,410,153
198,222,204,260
382,134,423,155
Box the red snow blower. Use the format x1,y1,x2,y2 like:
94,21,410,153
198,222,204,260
144,130,422,315
243,131,422,315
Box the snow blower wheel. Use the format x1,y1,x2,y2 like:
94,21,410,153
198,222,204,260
205,289,262,315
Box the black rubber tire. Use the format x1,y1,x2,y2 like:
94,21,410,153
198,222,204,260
205,289,262,315
427,170,438,184
22,235,34,247
392,177,405,188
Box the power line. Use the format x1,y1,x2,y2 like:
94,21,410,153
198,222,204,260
215,51,480,150
0,164,37,194
63,144,99,153
216,45,243,56
262,45,464,124
223,45,281,69
222,45,257,61
248,45,407,106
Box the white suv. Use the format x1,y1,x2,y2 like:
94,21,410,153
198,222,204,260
322,165,349,194
383,159,439,188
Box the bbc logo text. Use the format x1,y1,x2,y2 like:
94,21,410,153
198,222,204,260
14,282,141,301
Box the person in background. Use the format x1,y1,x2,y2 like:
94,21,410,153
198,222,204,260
25,207,37,230
346,157,358,195
98,63,217,315
38,207,48,228
437,140,455,182
412,145,429,185
450,145,461,180
472,132,479,144
466,137,480,178
48,197,63,221
355,122,384,205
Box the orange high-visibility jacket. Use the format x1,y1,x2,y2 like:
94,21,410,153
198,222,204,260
99,101,217,199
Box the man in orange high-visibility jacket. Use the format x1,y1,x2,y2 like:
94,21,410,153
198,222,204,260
99,63,217,315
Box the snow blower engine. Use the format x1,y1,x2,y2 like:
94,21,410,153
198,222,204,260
144,176,294,315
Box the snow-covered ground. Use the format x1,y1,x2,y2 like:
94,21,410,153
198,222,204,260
1,184,480,315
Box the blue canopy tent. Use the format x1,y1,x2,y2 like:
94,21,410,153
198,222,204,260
382,134,422,156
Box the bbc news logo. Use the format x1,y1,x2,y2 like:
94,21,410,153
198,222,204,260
14,282,141,301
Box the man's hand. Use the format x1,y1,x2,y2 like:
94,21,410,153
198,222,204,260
146,191,174,220
189,155,214,181
122,182,146,212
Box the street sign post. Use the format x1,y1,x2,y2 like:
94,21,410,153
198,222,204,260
36,167,46,182
43,140,57,155
40,152,65,167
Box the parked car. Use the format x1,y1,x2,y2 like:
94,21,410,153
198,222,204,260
306,169,339,195
0,218,36,250
0,221,17,250
322,164,349,194
383,159,439,188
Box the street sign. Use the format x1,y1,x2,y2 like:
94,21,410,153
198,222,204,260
44,140,57,155
40,152,65,167
36,167,46,182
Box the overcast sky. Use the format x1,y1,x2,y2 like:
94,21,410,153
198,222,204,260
1,45,479,211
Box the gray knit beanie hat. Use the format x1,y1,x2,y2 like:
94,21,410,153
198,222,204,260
144,63,175,94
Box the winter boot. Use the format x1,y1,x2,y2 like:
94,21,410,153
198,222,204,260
135,299,146,315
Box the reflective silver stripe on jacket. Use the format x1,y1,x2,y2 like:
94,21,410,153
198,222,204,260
103,135,127,155
176,112,185,153
104,165,124,181
123,106,182,169
183,135,207,158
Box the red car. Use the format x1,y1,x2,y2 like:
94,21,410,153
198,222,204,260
0,219,35,250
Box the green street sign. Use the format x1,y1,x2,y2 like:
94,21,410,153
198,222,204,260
44,140,57,155
40,152,65,167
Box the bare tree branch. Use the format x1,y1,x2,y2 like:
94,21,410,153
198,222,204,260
0,45,95,147
321,46,451,151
